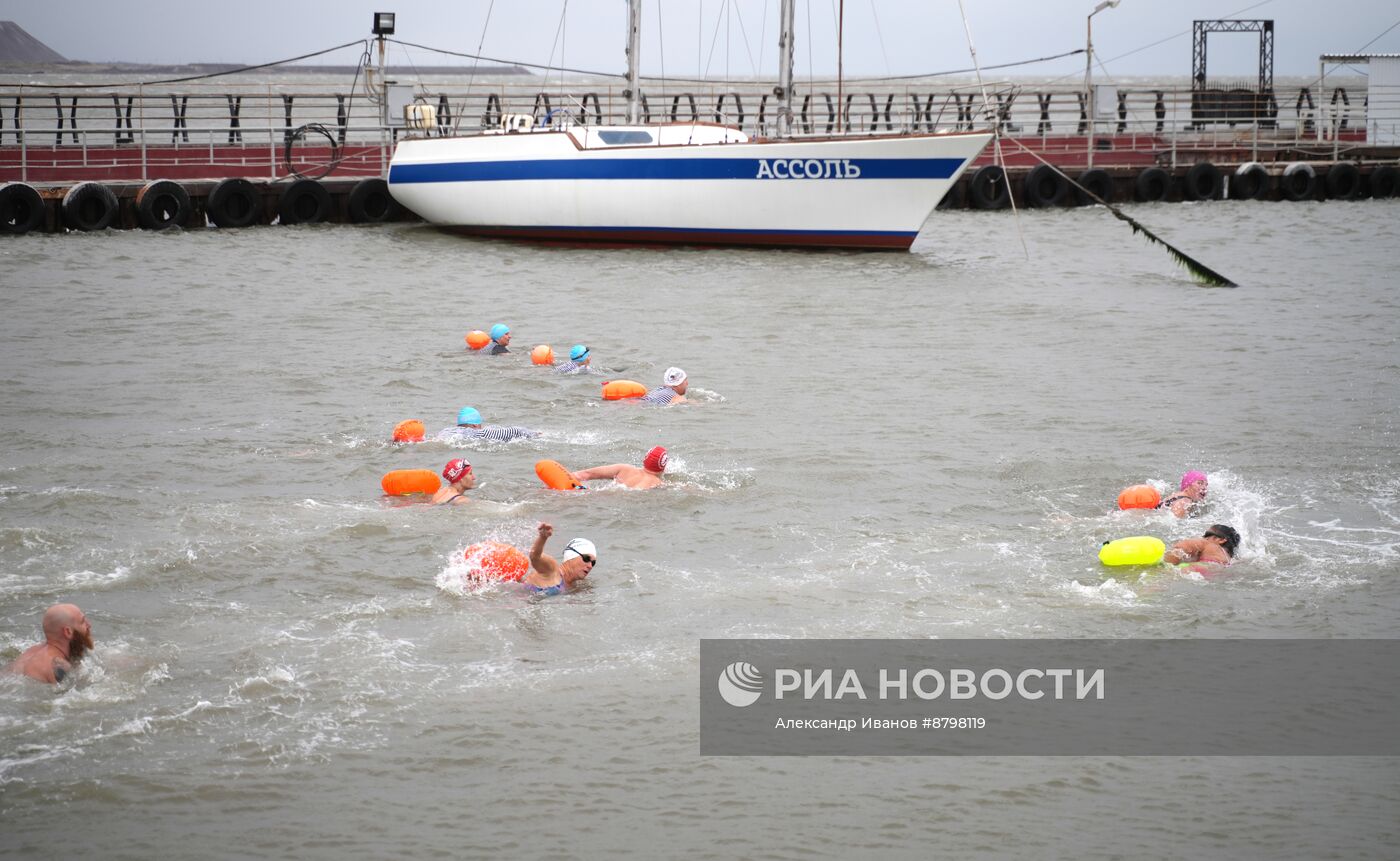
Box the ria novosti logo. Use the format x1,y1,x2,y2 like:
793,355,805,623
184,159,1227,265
717,661,763,707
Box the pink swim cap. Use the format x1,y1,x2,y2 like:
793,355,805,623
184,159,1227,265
643,446,668,473
443,459,473,483
1180,470,1207,490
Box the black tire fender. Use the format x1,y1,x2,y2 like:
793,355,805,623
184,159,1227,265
61,182,119,231
1367,165,1398,199
1074,168,1113,205
1134,167,1170,202
1231,162,1270,200
135,180,193,230
0,182,46,235
1325,163,1361,200
1280,162,1316,201
1184,162,1222,201
967,165,1009,210
348,178,400,223
1023,164,1069,208
206,178,262,228
277,179,331,225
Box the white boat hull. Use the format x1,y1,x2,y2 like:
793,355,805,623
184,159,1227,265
388,125,992,249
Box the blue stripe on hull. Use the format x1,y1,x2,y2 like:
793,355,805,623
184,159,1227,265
390,157,964,184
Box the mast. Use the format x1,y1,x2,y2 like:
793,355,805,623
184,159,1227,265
625,0,642,124
776,0,795,136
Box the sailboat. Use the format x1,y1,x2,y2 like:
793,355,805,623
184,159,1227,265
387,0,992,250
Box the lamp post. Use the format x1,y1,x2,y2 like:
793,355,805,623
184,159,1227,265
1085,0,1120,169
372,12,395,106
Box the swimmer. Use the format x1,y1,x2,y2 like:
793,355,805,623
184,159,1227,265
437,406,541,443
1163,524,1240,566
485,323,512,355
556,344,595,375
522,522,596,596
641,366,688,405
571,446,668,490
432,458,475,505
4,603,93,684
1159,470,1209,518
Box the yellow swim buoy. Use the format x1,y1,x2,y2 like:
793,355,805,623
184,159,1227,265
1099,536,1166,566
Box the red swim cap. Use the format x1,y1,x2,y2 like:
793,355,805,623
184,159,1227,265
443,458,473,483
643,446,668,473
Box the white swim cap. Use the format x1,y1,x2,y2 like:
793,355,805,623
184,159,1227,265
562,538,597,563
663,367,687,387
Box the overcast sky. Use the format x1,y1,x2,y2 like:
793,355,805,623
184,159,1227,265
4,0,1398,80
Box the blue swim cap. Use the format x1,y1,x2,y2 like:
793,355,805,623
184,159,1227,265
489,323,510,341
456,406,482,426
570,344,589,361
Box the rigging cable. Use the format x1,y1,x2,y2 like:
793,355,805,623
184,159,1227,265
454,0,497,133
954,0,1030,262
18,40,368,89
379,37,1082,85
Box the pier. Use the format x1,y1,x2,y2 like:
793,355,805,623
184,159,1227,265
3,71,1398,234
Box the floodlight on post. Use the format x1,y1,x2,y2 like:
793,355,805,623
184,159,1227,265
1085,0,1120,169
371,13,395,121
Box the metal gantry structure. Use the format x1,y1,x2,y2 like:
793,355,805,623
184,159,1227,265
1190,19,1277,128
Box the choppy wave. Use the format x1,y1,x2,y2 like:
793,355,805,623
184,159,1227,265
2,201,1398,854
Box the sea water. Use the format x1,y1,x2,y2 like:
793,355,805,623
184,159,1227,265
2,199,1397,858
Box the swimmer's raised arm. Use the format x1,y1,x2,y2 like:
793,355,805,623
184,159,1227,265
571,465,624,482
530,522,556,573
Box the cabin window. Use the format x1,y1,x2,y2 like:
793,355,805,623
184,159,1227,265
597,130,654,145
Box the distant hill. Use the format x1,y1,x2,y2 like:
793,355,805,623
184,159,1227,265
0,20,530,76
0,21,66,63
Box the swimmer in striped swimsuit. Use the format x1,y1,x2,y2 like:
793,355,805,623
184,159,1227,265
436,406,541,443
640,366,689,405
556,344,596,375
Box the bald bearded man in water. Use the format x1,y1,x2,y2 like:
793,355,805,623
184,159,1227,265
5,603,94,684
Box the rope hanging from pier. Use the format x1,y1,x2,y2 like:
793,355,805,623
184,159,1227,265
998,135,1237,287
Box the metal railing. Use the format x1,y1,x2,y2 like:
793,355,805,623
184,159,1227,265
2,78,1395,182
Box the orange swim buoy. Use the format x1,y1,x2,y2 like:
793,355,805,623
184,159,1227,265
381,469,441,496
463,541,530,582
601,380,647,400
1117,484,1162,510
531,344,554,365
392,419,426,443
535,459,582,490
465,330,490,350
